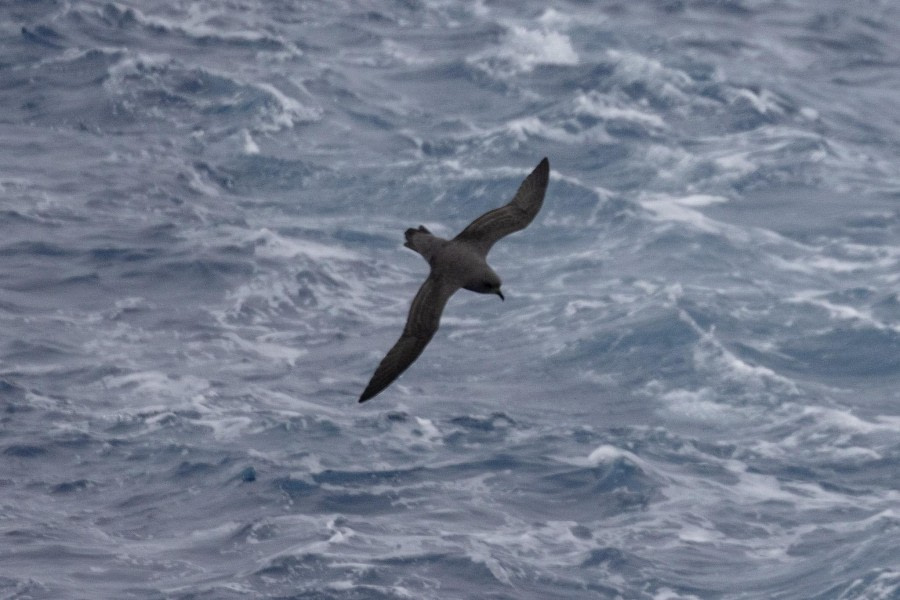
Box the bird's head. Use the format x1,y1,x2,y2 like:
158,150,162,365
468,271,504,301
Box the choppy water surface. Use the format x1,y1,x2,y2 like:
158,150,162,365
2,1,899,598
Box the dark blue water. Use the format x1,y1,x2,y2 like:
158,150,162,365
2,1,899,598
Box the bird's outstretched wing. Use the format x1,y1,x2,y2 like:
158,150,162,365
453,157,549,256
359,273,458,403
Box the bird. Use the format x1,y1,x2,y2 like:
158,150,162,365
358,157,550,403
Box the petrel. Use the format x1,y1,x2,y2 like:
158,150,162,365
359,158,550,403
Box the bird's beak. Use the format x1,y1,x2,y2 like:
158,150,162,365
496,290,505,301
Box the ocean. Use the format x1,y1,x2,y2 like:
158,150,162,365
2,1,899,598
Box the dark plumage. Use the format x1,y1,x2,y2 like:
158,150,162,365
359,158,550,403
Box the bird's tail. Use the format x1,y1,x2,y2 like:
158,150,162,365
403,225,438,261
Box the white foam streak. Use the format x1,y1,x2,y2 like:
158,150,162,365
241,130,260,155
606,50,692,103
99,2,302,54
575,91,666,129
788,290,900,333
682,310,800,396
222,331,306,367
248,228,359,262
733,87,786,116
468,22,578,76
252,82,322,131
587,444,645,468
499,116,615,146
638,193,732,235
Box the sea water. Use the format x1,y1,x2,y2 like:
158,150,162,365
1,1,899,598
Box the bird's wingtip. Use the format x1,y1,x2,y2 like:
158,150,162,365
531,157,550,184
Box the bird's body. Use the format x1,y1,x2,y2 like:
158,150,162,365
359,158,550,403
406,228,502,293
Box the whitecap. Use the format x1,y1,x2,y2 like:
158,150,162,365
574,90,667,129
638,192,732,235
241,129,260,155
245,228,360,262
788,290,900,333
221,331,307,367
467,22,578,77
252,82,322,132
605,49,693,105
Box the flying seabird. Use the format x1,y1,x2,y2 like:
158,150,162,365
359,157,550,403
